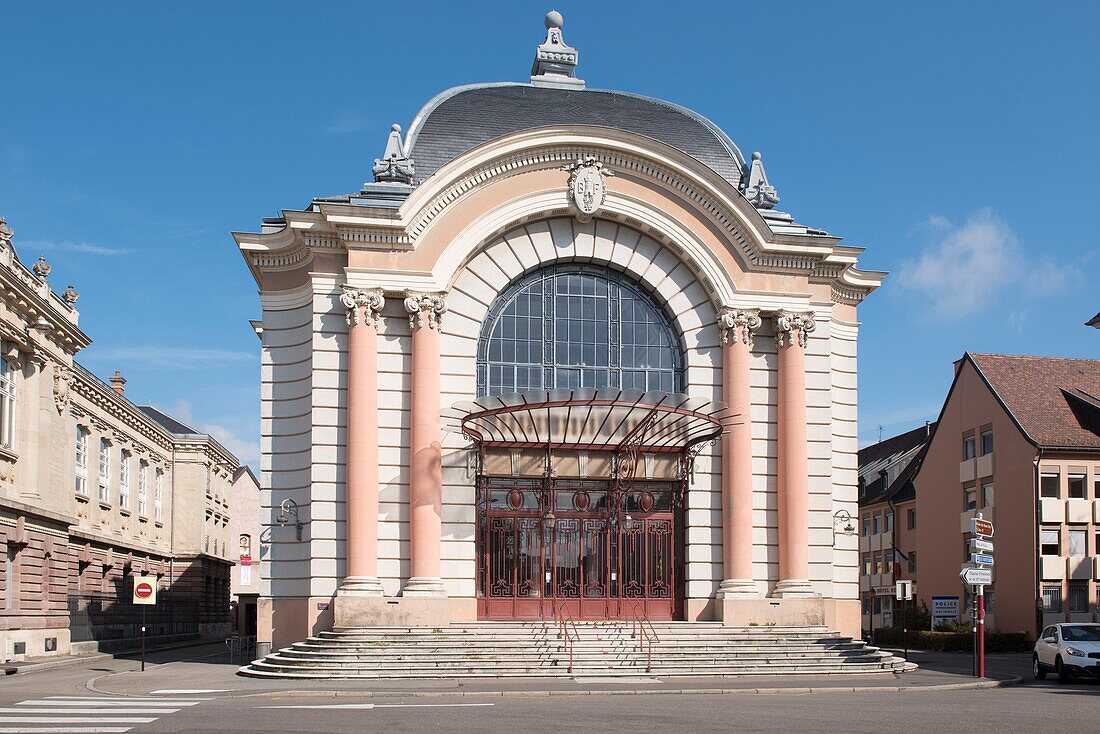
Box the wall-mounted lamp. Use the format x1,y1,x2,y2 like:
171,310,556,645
277,499,303,541
832,509,857,542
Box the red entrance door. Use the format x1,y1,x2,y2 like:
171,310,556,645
478,478,681,621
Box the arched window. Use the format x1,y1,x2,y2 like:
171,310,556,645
477,266,684,397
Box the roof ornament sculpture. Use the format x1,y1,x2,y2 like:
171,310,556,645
372,123,416,184
531,10,584,89
742,151,780,210
32,254,52,280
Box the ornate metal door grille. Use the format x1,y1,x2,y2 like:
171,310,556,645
478,477,682,620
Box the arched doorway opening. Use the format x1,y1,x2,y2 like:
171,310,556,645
452,265,732,621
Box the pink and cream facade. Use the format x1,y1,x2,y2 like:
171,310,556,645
237,17,883,651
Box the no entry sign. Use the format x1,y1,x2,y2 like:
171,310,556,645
133,574,157,606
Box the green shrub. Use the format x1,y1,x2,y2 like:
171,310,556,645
870,628,1029,653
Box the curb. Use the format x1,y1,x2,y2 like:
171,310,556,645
11,641,223,677
90,675,1023,700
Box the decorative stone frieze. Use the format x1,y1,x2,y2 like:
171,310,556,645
717,308,761,347
403,291,448,330
774,310,816,348
53,363,72,414
340,287,385,328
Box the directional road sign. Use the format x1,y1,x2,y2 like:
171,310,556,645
970,538,994,553
972,517,994,538
970,552,995,566
960,567,992,586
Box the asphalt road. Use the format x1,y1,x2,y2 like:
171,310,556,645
0,646,1096,734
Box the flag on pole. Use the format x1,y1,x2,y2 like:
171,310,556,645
893,547,908,576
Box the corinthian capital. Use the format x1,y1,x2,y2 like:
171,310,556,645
403,291,448,331
717,308,762,347
773,310,816,348
340,287,385,328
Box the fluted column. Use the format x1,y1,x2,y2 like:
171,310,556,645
338,288,385,596
402,291,448,597
716,308,760,598
772,310,816,597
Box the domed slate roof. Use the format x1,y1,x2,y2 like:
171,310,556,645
404,83,748,188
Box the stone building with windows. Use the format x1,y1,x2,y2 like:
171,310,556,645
0,217,237,662
912,353,1100,638
856,424,931,635
237,13,884,654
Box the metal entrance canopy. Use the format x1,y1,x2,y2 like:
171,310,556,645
445,388,738,453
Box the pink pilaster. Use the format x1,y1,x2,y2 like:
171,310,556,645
338,289,385,596
402,292,448,597
716,308,760,598
772,311,816,597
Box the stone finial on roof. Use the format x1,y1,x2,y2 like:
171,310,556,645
32,254,52,280
372,124,416,184
0,217,12,245
742,151,780,210
62,284,79,306
531,10,584,89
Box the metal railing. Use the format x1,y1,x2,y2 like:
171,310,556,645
628,603,659,673
225,634,256,664
555,606,579,673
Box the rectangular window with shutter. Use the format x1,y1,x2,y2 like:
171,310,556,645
1041,528,1061,556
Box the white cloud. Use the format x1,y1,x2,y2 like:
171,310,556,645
88,347,256,370
896,208,1077,317
325,112,371,134
24,240,134,256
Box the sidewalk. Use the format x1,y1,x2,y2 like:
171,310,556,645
83,647,1024,700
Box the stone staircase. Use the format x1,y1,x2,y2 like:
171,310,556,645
239,622,914,679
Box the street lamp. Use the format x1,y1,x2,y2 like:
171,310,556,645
277,499,303,541
832,509,856,544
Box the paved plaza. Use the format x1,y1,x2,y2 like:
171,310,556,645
1,644,1096,733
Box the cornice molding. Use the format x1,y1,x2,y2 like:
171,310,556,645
236,127,885,304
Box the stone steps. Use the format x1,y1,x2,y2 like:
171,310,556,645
239,622,913,680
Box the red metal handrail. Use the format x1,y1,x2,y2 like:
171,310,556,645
628,603,659,673
555,605,579,673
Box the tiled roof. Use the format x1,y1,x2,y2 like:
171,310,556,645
404,84,747,188
968,353,1100,449
858,424,932,507
137,405,199,436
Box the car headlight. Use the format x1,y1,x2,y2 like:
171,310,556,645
1064,647,1085,657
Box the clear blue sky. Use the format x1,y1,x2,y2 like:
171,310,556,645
2,1,1097,460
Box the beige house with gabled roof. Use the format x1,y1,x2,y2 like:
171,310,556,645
913,352,1100,639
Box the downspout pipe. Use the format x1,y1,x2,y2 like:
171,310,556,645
1033,448,1043,642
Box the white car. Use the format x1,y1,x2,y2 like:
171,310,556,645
1033,623,1100,682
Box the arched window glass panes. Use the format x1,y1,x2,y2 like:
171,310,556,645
477,267,683,397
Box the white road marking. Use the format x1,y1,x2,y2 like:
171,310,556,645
4,695,207,731
0,718,156,724
40,699,205,705
0,709,178,715
259,703,496,710
149,689,230,694
0,728,134,733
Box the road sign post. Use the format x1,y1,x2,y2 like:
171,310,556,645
962,513,994,679
132,574,157,672
895,580,913,660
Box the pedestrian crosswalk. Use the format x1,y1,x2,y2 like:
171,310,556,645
0,695,207,733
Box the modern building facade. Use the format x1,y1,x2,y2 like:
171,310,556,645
857,424,930,634
237,13,885,652
912,352,1100,638
0,217,238,662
